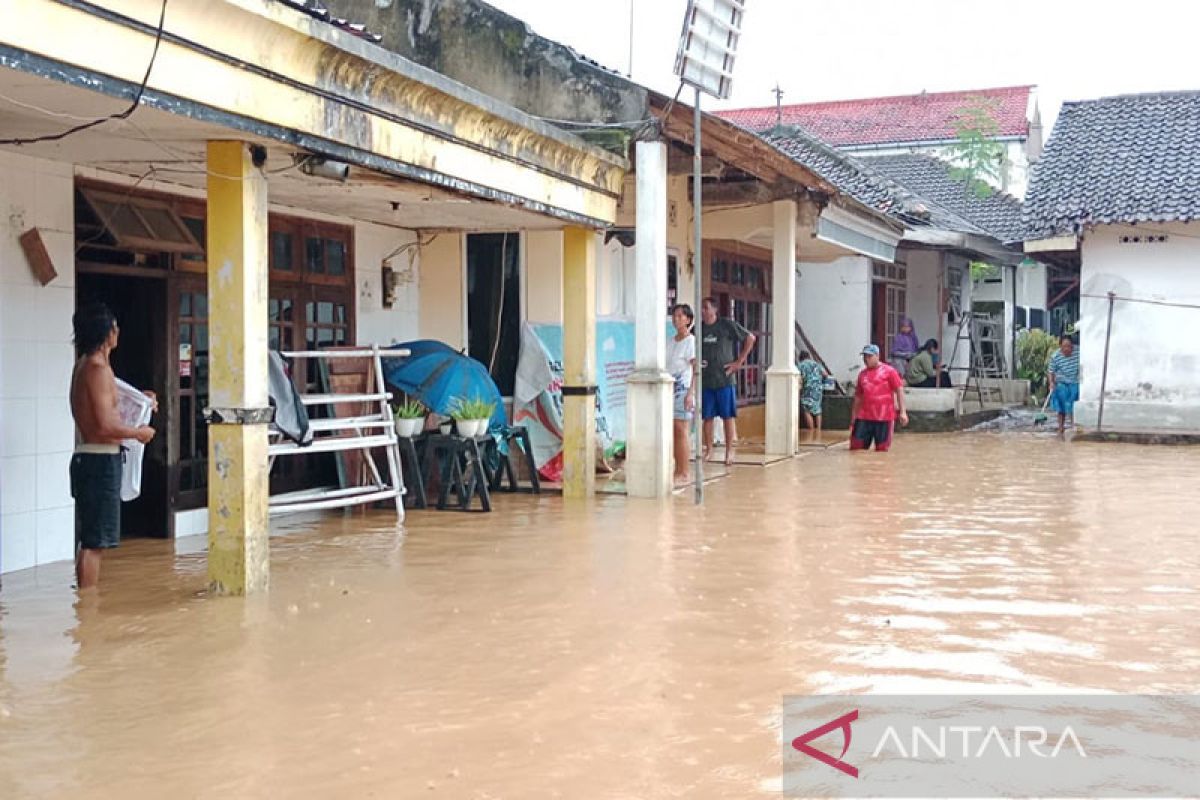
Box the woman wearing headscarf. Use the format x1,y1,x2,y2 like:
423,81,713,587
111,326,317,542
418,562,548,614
891,316,920,372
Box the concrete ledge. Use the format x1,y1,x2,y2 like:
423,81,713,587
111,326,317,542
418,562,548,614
903,387,960,414
1074,430,1200,446
977,378,1031,405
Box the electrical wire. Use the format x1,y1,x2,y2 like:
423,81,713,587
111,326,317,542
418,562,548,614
0,0,169,146
1080,292,1200,311
487,233,511,373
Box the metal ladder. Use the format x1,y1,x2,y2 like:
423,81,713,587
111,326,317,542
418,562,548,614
267,345,407,520
948,312,1005,407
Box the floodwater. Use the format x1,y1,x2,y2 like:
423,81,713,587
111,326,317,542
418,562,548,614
1,432,1198,798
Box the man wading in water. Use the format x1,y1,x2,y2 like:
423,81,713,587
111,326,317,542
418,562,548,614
69,303,156,590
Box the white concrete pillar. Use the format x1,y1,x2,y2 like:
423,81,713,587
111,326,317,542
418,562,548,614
625,140,673,498
765,199,800,457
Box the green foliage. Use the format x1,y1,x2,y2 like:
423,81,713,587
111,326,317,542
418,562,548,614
448,396,496,420
969,260,1000,282
1017,328,1058,399
946,96,1007,199
394,399,427,420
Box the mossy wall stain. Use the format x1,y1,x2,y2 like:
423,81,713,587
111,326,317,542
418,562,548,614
326,0,649,140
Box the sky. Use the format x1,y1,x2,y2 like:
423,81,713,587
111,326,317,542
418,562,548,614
482,0,1200,132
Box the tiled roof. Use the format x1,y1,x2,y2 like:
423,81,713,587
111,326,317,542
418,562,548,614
862,153,1025,243
717,86,1032,146
277,0,383,42
762,128,986,236
1024,91,1200,239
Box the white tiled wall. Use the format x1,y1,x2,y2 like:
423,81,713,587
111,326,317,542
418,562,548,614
1,151,76,575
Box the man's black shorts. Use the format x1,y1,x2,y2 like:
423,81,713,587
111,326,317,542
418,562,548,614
850,419,893,451
70,452,122,550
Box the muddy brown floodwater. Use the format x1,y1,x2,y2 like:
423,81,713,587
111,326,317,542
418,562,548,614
1,432,1199,798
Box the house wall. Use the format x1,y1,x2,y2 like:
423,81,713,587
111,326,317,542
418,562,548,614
796,256,873,385
904,248,944,352
524,230,564,324
354,223,421,347
1076,222,1200,433
417,233,466,348
0,151,78,575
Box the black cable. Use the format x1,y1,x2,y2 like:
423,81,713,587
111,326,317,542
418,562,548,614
0,0,169,146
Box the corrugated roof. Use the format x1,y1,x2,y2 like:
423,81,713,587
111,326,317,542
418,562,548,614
718,86,1032,146
1024,90,1200,239
761,128,987,236
862,153,1025,243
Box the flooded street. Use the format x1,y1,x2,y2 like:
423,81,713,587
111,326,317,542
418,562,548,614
1,432,1198,799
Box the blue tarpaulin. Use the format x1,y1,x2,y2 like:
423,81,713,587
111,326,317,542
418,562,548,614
381,341,506,432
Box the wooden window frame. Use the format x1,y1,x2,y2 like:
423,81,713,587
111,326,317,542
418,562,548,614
78,187,203,255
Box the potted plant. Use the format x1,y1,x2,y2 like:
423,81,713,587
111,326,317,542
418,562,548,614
393,399,426,438
449,396,495,437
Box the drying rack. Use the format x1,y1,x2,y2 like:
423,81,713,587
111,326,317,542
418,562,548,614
268,345,407,521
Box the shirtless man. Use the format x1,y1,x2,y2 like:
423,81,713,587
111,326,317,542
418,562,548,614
69,302,156,590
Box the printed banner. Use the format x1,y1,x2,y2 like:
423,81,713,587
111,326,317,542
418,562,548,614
512,320,636,478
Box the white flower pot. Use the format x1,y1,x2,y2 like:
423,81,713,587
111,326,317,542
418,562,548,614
456,418,487,437
394,417,423,438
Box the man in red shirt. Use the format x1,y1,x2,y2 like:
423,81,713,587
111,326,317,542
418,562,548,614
849,344,909,452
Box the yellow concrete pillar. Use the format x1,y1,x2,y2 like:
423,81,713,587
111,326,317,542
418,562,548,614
206,141,270,595
561,227,596,498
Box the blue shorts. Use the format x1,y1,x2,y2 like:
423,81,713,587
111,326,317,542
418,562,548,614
1051,381,1080,415
702,385,737,420
673,378,692,421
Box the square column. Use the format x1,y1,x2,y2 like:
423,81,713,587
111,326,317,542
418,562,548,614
626,140,673,498
765,199,800,457
206,141,270,595
562,226,596,498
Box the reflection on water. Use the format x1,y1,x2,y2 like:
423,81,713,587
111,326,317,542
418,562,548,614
1,433,1198,798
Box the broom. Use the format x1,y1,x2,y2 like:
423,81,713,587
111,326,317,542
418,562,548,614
1033,390,1051,425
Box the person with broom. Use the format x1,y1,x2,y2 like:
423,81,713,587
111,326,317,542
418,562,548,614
1047,335,1080,436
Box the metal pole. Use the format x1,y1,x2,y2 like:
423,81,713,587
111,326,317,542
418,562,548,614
627,0,635,78
692,87,704,505
1097,291,1116,432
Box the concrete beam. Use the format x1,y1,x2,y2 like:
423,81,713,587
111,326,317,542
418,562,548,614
2,0,626,226
205,141,270,596
562,227,596,498
765,199,800,457
627,141,673,498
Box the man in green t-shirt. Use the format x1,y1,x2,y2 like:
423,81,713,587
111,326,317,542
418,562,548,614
699,297,757,466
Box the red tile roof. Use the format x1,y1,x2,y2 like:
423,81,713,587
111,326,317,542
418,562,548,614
716,86,1033,146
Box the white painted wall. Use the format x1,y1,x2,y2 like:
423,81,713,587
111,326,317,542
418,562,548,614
354,222,421,346
796,256,872,384
904,248,943,350
0,151,77,575
1076,222,1200,433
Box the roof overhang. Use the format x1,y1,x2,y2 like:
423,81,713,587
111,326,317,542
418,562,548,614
904,228,1023,265
0,0,626,227
647,90,835,194
1024,234,1080,253
817,204,901,263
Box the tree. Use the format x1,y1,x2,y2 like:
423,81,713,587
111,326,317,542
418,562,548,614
946,96,1006,198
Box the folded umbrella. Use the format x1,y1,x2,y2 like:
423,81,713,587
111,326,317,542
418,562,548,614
381,340,506,432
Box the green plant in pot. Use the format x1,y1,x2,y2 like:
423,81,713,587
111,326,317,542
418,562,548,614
393,399,426,438
448,396,496,437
